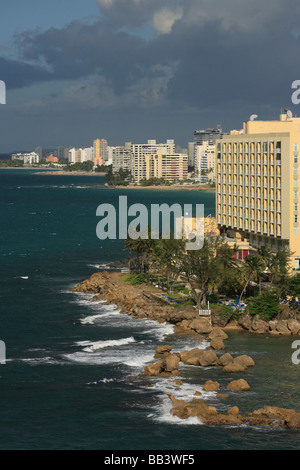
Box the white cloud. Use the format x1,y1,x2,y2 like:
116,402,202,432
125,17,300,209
152,7,183,34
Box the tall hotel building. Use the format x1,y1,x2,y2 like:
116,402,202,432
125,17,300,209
216,112,300,270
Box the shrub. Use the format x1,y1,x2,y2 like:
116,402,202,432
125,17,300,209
124,273,147,285
247,293,279,321
219,304,235,321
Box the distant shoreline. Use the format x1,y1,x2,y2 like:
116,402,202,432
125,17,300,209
0,168,215,191
0,168,107,176
35,170,107,176
103,184,215,192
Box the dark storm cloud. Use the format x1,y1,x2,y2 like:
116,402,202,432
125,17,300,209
18,21,170,94
0,56,51,89
7,0,300,110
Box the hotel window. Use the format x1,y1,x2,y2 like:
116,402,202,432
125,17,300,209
294,155,299,164
295,203,298,211
295,215,298,224
294,191,299,200
294,143,299,152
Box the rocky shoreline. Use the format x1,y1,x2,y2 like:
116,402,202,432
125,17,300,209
72,271,300,429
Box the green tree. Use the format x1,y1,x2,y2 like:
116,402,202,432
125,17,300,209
248,293,279,321
257,245,273,293
239,254,265,303
269,247,292,299
150,235,184,293
288,273,300,298
177,237,236,309
105,167,132,186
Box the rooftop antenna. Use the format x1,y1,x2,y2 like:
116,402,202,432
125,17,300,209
249,114,258,121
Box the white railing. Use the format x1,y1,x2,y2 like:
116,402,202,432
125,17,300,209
199,309,211,316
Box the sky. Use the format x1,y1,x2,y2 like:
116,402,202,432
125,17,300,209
1,0,300,152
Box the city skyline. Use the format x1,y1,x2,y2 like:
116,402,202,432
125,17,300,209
1,0,300,152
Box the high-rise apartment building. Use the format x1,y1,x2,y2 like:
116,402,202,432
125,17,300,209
130,139,175,182
93,138,108,166
216,111,300,270
144,150,188,182
194,126,224,146
68,147,94,163
195,141,216,183
112,146,132,174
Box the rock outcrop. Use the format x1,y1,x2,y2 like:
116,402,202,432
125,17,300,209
227,379,250,391
167,394,300,428
222,354,255,373
238,312,300,336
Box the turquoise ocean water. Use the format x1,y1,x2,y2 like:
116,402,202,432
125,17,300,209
1,169,300,450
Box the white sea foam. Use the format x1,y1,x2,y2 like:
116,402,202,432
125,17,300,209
140,320,174,341
123,352,154,368
19,356,63,366
148,376,217,426
78,336,136,352
88,263,110,269
80,306,122,325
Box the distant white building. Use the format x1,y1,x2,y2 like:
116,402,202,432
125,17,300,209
80,147,94,162
195,141,216,183
68,147,94,163
11,152,39,165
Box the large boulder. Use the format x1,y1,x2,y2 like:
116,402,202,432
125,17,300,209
144,360,164,376
203,380,220,392
276,320,291,335
199,350,218,367
228,406,240,416
234,355,255,368
154,345,173,359
238,312,252,331
180,348,204,366
189,318,213,334
250,316,269,334
287,319,300,335
208,328,229,341
223,361,247,373
210,337,225,350
218,353,234,366
164,354,180,373
227,379,250,391
222,355,255,372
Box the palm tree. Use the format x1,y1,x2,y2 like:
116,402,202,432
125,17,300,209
257,245,273,293
239,254,265,303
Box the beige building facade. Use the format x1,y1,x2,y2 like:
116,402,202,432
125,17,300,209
216,112,300,270
93,138,108,166
130,139,175,182
145,150,188,182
